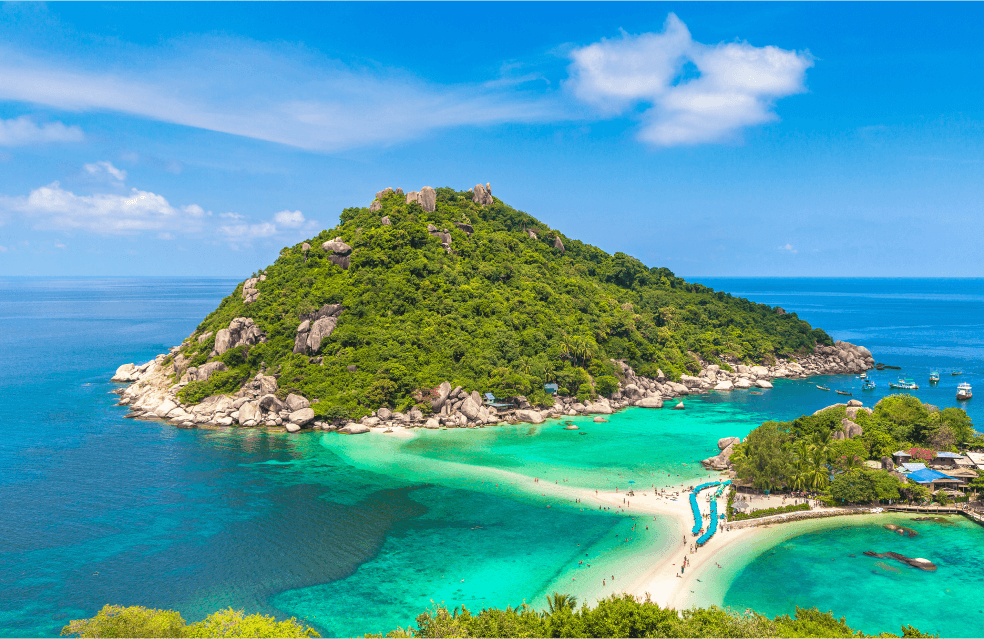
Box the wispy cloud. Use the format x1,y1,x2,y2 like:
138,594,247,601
567,14,813,146
0,115,84,146
273,209,305,228
84,160,127,182
779,243,798,253
0,38,559,152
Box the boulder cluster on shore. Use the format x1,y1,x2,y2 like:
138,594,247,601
111,339,874,438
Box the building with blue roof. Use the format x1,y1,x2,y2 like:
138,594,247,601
906,468,963,491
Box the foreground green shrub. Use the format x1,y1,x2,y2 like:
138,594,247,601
60,605,187,638
61,606,319,638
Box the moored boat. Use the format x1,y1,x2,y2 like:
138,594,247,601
957,383,972,400
835,390,852,396
862,379,876,390
816,385,830,391
929,371,940,383
889,378,919,390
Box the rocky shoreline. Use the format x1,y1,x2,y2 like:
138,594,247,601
111,337,875,437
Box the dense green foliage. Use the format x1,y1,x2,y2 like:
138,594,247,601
60,605,319,638
365,593,934,638
731,395,976,503
176,187,830,419
62,593,938,639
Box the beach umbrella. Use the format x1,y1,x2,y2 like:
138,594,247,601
628,481,635,484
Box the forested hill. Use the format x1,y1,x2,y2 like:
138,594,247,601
173,184,831,418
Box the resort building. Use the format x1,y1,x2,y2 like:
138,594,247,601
932,451,964,468
905,468,963,491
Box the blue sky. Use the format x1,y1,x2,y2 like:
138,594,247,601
0,2,982,278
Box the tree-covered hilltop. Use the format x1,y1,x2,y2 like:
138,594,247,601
174,185,831,419
731,394,982,504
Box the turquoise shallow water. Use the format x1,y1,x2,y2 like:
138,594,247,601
721,515,984,637
2,277,984,637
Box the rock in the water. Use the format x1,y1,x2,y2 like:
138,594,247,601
634,397,663,408
584,401,613,415
718,436,740,450
472,183,493,206
289,408,315,425
565,424,580,430
460,397,481,420
734,378,753,389
419,187,436,212
340,423,371,434
112,363,139,382
515,409,544,424
672,402,685,410
285,423,301,433
154,400,177,418
592,417,607,423
714,380,735,391
755,379,773,389
259,394,287,413
285,393,310,411
238,401,260,425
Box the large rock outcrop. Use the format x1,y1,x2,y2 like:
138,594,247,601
321,237,353,270
293,304,344,355
211,317,265,357
242,277,259,304
406,187,437,212
472,183,493,206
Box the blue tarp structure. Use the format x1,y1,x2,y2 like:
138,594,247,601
690,481,720,535
907,468,959,484
697,499,718,546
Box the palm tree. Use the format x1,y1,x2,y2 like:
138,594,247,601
807,448,830,491
546,592,577,615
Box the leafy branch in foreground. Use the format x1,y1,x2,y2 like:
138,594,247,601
60,605,319,638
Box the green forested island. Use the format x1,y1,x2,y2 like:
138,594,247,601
120,184,835,423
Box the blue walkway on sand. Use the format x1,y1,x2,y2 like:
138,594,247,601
690,481,720,535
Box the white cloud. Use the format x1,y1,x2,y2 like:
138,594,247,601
779,243,797,253
84,160,127,182
220,211,244,220
567,14,813,146
273,209,305,228
0,115,84,146
0,38,558,152
0,181,206,235
219,221,278,241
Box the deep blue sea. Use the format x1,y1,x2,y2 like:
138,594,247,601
1,277,983,637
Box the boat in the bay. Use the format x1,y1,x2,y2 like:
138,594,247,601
929,371,940,383
816,385,831,391
952,371,963,376
957,383,972,400
862,379,876,390
889,378,919,390
835,390,852,396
